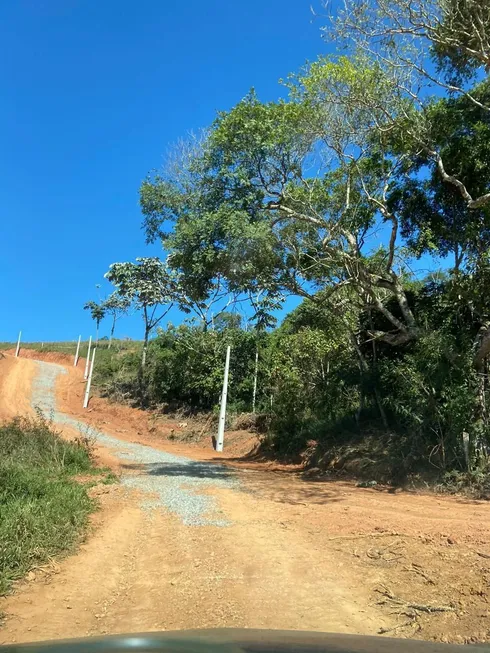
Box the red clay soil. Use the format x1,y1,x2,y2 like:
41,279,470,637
1,352,490,645
0,355,36,420
3,348,76,365
54,352,261,460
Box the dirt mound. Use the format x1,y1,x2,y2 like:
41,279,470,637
167,424,260,457
8,348,77,366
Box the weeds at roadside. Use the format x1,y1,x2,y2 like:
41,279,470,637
101,471,119,484
73,424,98,461
0,414,97,595
436,465,490,499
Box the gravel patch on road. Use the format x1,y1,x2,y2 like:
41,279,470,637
31,360,237,526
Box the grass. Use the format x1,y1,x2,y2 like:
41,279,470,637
0,339,140,358
0,413,98,595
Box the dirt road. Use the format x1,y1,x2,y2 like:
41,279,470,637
1,353,489,644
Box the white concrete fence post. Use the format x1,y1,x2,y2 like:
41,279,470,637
74,335,81,367
216,345,231,452
83,347,96,409
15,331,22,358
84,336,92,380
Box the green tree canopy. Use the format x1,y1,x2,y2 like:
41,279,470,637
105,257,178,368
83,300,106,342
141,62,419,347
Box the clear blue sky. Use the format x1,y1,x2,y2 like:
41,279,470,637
1,1,438,343
1,0,332,342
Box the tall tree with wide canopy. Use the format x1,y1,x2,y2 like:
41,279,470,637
138,1,490,455
141,65,419,348
322,0,490,210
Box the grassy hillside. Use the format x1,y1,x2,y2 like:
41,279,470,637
0,339,139,359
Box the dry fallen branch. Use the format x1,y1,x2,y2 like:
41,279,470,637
379,619,420,635
475,551,490,560
375,586,454,614
367,540,405,563
406,601,454,614
328,531,406,541
403,563,435,585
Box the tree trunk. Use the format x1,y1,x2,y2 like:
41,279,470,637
95,321,99,344
140,307,150,373
474,324,490,372
477,368,487,423
475,360,487,463
374,386,388,429
474,325,490,443
141,329,149,369
355,388,365,429
369,311,389,429
109,315,116,349
252,344,259,413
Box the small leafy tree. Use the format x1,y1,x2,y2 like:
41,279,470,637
249,290,283,412
103,292,131,348
105,257,177,369
83,300,106,343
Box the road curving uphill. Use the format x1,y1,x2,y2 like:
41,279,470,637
1,353,490,646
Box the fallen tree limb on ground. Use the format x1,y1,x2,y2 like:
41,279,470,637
403,563,435,585
328,532,407,541
379,619,420,635
375,586,455,613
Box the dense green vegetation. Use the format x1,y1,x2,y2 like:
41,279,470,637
123,0,490,485
82,281,488,487
0,415,96,594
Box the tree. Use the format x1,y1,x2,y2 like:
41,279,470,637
140,71,418,349
136,4,490,466
83,300,106,343
388,80,490,398
103,292,131,348
105,258,177,369
249,290,283,413
389,80,490,265
322,0,490,210
325,0,490,83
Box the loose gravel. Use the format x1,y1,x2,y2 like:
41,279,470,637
31,360,238,526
